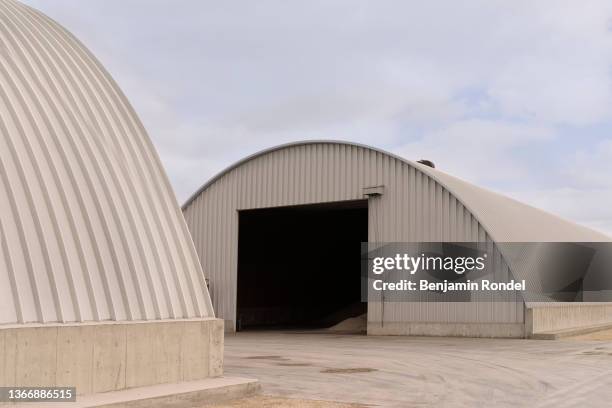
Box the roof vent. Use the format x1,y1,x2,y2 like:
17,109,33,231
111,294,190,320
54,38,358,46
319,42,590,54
417,159,435,168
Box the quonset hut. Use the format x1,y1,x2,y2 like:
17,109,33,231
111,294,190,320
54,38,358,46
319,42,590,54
0,0,221,394
182,140,612,338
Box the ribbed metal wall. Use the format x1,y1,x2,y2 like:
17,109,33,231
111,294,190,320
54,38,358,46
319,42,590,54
0,0,214,324
183,142,524,328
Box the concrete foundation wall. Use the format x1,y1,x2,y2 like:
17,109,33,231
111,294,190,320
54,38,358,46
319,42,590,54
368,321,525,338
526,303,612,335
0,318,223,395
225,320,236,332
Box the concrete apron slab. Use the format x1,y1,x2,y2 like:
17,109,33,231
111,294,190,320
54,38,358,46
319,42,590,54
224,331,612,407
13,377,260,408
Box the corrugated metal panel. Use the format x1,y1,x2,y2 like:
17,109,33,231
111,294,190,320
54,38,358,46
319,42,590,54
423,166,610,243
0,0,214,325
183,141,526,328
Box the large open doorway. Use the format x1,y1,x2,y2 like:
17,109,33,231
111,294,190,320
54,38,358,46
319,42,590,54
237,200,368,331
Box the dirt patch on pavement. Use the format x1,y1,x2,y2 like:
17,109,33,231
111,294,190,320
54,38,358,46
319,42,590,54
203,395,366,407
580,350,612,356
244,355,288,360
566,329,612,341
321,368,377,374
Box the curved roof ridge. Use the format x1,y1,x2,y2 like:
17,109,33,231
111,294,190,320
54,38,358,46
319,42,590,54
182,139,610,242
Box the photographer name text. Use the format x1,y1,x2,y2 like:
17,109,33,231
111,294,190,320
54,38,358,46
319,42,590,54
372,279,526,292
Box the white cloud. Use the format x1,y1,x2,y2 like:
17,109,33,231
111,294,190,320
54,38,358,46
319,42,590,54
21,0,612,233
394,120,555,184
509,188,612,237
566,139,612,188
508,137,612,236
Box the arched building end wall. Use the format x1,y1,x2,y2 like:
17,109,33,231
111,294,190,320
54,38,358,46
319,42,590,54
183,142,525,336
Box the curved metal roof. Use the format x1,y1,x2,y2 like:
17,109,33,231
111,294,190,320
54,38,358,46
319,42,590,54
184,139,610,243
0,0,214,325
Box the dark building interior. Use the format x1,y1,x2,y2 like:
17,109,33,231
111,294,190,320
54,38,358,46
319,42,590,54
237,200,368,330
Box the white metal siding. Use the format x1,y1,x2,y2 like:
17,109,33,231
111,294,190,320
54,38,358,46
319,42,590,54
183,142,524,328
0,0,214,324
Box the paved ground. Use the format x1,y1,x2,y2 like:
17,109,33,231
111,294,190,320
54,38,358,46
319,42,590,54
224,331,612,408
205,395,365,407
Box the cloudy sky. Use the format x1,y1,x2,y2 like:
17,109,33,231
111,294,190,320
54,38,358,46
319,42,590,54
24,0,612,235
